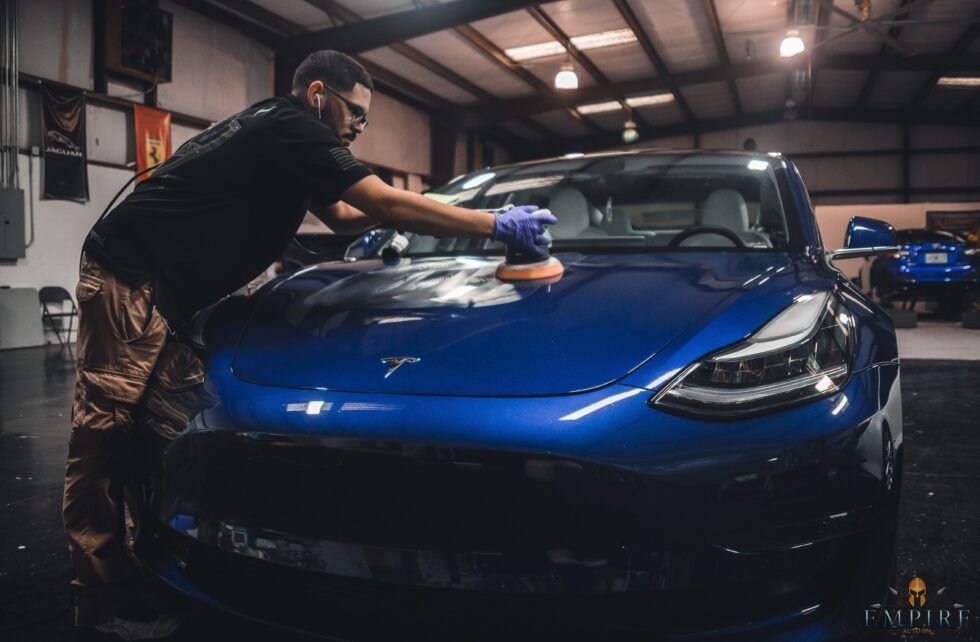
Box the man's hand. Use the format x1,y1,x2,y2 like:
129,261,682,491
491,205,558,257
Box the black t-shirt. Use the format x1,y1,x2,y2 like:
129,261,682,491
84,95,373,329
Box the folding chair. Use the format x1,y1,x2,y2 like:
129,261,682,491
39,286,78,348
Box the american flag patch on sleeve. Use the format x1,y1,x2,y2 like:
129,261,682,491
328,147,363,172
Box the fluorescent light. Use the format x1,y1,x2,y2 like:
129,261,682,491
625,93,674,108
780,31,805,57
570,28,637,50
554,62,578,90
938,76,980,87
563,152,584,158
505,28,637,62
576,100,623,114
505,40,565,62
747,160,770,171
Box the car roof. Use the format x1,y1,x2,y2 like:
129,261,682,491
485,149,787,174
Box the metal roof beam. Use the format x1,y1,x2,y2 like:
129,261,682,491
174,0,458,124
907,19,980,108
299,0,559,139
525,5,651,130
460,53,980,126
701,0,742,114
510,107,979,160
611,0,695,124
855,0,916,109
289,0,558,55
447,21,604,134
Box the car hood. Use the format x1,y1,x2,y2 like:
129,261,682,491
231,252,803,396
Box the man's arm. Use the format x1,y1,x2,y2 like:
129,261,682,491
340,175,495,238
309,201,375,235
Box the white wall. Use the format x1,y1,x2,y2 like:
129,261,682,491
2,0,274,342
157,0,274,123
4,0,451,341
349,91,432,177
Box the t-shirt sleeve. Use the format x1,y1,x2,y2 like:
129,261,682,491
272,109,374,207
307,145,374,207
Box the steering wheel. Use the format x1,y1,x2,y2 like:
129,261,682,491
668,226,747,248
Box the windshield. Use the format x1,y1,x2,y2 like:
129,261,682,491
409,153,802,256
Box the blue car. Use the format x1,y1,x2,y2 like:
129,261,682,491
136,151,903,641
871,228,978,313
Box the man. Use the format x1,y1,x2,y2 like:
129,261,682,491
66,50,554,638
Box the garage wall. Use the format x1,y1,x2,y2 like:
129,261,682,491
816,201,980,280
634,120,980,278
2,0,449,330
1,0,275,323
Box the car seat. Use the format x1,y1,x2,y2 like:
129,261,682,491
680,189,772,247
549,186,608,239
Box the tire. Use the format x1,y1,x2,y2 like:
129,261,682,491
888,309,918,329
962,309,980,329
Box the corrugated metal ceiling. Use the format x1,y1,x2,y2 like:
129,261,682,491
220,0,980,141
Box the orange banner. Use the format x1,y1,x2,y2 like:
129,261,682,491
134,105,172,181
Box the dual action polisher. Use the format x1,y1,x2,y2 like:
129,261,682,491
494,209,564,283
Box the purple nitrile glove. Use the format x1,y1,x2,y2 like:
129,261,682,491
491,205,558,258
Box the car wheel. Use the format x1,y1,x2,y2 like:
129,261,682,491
888,309,918,328
936,295,965,320
838,424,902,632
963,309,980,329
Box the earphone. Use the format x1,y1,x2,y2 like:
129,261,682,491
316,93,322,120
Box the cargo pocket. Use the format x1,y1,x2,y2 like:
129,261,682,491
76,274,103,303
119,283,158,344
138,342,209,443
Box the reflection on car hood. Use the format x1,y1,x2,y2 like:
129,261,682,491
231,252,802,396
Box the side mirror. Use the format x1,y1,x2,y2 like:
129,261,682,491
827,216,901,261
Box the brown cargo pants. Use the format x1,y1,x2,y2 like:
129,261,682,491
64,252,209,626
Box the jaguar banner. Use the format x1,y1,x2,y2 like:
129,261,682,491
40,82,89,202
134,104,172,181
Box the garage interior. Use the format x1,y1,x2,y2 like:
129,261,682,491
1,0,979,640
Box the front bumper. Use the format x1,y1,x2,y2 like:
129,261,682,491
138,366,899,640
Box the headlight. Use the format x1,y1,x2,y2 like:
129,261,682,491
651,291,852,419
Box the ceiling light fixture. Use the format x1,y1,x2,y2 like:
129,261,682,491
779,30,805,57
625,93,675,108
622,113,639,144
576,100,623,114
937,76,980,87
506,28,637,61
554,59,579,90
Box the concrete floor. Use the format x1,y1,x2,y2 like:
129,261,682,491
896,316,980,361
1,345,978,641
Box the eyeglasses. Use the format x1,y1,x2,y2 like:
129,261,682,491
322,85,369,128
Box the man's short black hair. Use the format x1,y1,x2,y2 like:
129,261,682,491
292,50,374,93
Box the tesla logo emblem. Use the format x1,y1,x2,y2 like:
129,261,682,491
380,357,420,378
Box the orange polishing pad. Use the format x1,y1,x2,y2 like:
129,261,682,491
495,256,565,282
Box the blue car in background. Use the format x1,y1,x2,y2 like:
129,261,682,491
136,151,903,641
871,228,978,314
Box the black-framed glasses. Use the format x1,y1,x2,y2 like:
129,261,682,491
322,85,369,128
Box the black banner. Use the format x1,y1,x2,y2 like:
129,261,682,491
40,83,89,202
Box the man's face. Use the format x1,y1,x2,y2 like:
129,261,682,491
311,81,371,147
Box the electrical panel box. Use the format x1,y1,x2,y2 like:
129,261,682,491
0,187,26,260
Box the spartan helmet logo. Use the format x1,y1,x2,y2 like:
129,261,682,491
908,577,926,607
